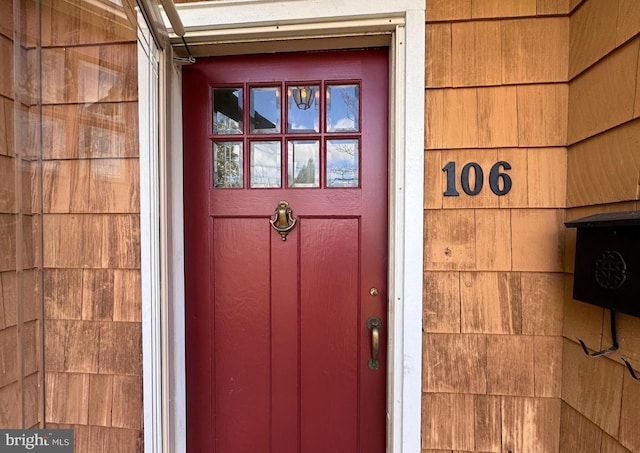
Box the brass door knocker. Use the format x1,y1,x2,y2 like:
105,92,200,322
270,201,297,241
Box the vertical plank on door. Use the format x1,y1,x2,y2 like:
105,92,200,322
213,218,271,453
271,227,299,453
300,218,359,453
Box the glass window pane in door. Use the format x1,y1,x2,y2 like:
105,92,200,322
250,141,281,188
250,87,281,133
327,139,359,187
287,140,319,188
326,84,359,132
213,87,243,134
287,85,319,133
213,142,243,188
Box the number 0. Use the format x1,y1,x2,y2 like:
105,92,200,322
461,162,483,196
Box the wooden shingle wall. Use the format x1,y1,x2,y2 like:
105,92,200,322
0,0,44,430
426,0,640,452
38,0,143,449
424,1,570,451
1,0,636,450
562,0,640,451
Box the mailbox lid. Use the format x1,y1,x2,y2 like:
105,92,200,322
565,210,640,228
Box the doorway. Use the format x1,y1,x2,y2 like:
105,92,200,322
137,3,425,451
182,49,388,452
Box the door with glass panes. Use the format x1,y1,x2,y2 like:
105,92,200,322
183,49,388,453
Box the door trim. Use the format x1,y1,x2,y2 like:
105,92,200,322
139,1,424,452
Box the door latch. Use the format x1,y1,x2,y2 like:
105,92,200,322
367,316,382,371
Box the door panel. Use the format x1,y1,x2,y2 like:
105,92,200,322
183,49,388,453
212,218,270,452
271,229,299,453
300,218,359,453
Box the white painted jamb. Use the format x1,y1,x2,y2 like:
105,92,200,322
138,13,164,453
172,0,422,32
395,10,426,451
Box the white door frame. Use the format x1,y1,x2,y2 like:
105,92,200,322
139,1,425,452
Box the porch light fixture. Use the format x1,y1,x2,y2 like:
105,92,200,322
291,86,315,110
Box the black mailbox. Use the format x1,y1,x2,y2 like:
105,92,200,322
565,211,640,318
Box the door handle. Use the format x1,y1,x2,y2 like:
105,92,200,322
367,317,381,371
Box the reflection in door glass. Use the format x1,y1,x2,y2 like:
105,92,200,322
288,140,320,187
213,142,243,188
213,87,243,134
287,85,319,133
327,139,359,187
250,141,281,188
250,87,281,133
326,84,359,132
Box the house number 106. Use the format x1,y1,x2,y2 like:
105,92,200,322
442,161,512,197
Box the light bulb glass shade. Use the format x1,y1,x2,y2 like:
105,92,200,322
287,84,320,133
292,86,315,110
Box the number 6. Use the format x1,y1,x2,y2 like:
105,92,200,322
489,161,512,196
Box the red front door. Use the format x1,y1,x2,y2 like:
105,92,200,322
183,49,388,453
